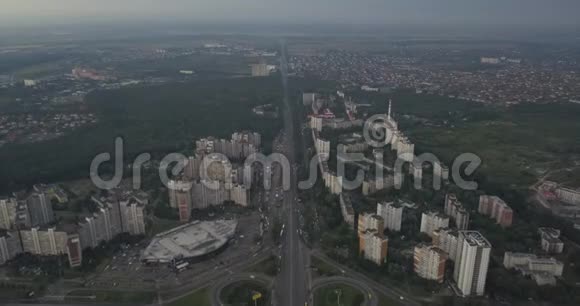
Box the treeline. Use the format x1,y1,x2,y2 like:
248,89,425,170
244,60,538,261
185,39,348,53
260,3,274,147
0,77,283,193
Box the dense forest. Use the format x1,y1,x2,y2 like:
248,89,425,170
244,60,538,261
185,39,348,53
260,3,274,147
0,77,283,192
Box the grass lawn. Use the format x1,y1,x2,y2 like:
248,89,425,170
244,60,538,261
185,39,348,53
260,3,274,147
65,289,155,304
314,284,365,306
220,281,270,306
168,287,211,306
245,255,278,276
311,256,340,277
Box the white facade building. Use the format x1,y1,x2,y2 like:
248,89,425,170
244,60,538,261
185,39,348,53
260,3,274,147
454,231,492,296
376,201,403,232
433,228,459,261
420,211,450,237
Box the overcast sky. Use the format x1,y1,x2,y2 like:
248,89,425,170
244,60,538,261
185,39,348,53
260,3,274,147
1,0,579,26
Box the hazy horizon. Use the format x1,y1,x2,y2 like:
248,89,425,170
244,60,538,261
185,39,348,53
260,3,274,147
1,0,579,27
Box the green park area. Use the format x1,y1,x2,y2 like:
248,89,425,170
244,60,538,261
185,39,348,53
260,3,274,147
353,90,580,188
314,284,365,306
311,256,340,277
245,255,279,277
220,280,270,306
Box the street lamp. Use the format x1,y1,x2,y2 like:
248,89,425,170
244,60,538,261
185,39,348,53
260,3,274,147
334,289,342,306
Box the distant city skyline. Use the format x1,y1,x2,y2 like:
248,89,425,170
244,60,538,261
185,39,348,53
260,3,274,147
1,0,579,27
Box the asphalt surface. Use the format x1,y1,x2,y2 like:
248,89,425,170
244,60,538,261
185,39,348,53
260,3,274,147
311,251,422,306
273,39,311,306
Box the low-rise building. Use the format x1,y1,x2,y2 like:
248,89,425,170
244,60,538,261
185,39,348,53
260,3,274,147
503,252,564,285
556,186,580,205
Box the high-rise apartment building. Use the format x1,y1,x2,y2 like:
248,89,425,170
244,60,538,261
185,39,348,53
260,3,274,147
453,231,492,296
376,201,403,232
19,227,82,268
357,213,384,234
0,197,17,229
0,231,22,264
478,195,513,227
168,180,193,222
20,227,68,256
80,191,147,248
26,192,54,227
420,211,449,237
414,244,448,283
121,200,146,236
359,230,388,265
444,193,470,230
433,228,459,261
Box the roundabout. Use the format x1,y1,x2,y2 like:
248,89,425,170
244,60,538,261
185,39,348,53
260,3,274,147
310,277,379,306
210,273,273,306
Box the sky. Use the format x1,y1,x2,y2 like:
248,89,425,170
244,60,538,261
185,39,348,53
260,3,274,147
1,0,579,27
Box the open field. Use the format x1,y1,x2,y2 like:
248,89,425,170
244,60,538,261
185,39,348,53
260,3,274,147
311,256,340,278
220,280,270,306
245,255,279,277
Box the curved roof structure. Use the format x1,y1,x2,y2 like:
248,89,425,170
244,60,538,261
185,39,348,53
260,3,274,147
141,219,237,263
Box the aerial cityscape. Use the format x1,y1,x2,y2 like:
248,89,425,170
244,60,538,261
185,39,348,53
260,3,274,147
1,1,580,306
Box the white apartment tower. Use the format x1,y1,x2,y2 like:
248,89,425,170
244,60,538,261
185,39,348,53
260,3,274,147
376,201,403,232
454,231,492,296
433,228,459,261
420,211,450,237
0,197,17,229
357,213,384,234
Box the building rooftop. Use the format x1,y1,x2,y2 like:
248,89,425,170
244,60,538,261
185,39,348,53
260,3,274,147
460,231,491,248
141,219,237,263
424,210,449,219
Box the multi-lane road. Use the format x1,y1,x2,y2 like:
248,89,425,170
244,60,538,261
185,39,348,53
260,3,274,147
274,39,310,306
14,40,421,306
